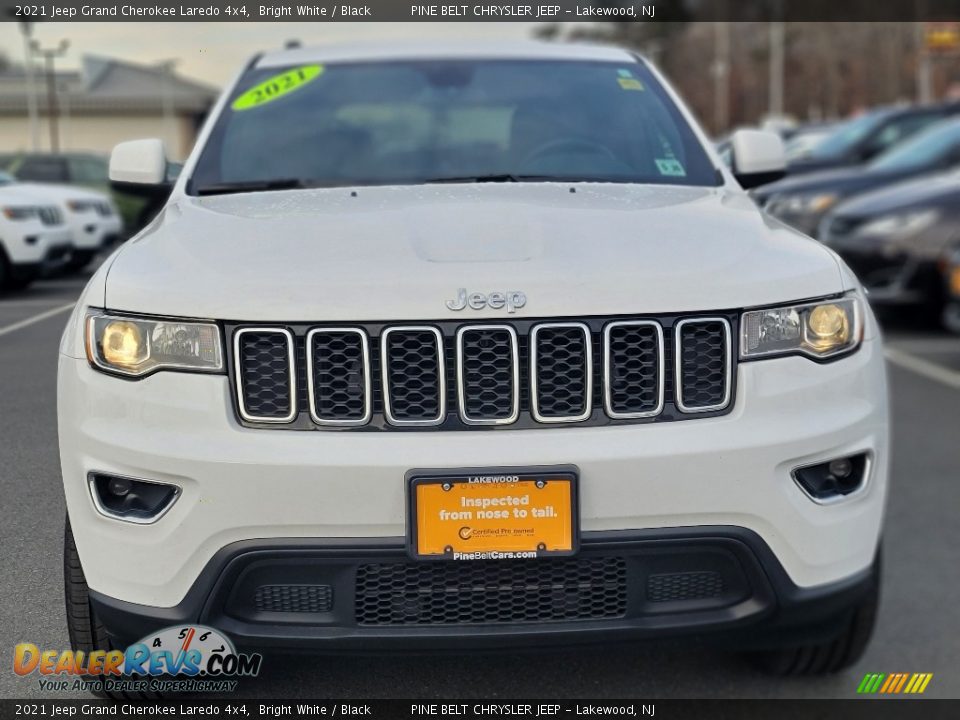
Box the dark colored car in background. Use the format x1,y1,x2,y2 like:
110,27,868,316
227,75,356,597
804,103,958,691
0,152,143,231
756,117,960,237
820,171,960,319
942,241,960,333
785,104,956,176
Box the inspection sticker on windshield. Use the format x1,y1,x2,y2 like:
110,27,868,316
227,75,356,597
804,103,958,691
232,65,323,111
618,77,644,91
655,158,686,176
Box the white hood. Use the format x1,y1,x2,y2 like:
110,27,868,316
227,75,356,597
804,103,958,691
103,184,845,321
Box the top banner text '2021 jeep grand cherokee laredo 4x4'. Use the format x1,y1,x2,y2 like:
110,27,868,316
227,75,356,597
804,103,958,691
58,42,888,685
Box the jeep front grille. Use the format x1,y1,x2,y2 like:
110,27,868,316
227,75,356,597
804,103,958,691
229,314,735,430
38,206,63,226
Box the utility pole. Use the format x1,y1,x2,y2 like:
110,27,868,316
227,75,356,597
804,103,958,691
155,59,179,158
29,39,70,153
18,21,40,151
768,14,785,118
713,22,731,135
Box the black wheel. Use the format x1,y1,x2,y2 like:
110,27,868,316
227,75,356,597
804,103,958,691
943,301,960,334
0,250,9,293
64,516,162,700
747,550,880,676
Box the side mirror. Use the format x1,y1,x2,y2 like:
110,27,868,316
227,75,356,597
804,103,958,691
729,129,787,189
109,139,168,186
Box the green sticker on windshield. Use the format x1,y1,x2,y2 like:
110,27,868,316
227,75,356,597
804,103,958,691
232,65,323,111
655,158,686,177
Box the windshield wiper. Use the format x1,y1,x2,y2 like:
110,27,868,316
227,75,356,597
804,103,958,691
194,178,310,196
424,174,523,184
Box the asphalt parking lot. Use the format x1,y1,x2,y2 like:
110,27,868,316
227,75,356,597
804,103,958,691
1,269,958,700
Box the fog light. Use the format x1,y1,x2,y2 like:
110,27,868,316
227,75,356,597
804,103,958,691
89,473,179,523
793,453,869,502
828,458,854,479
107,477,131,496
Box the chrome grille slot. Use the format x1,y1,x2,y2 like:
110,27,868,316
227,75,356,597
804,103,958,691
39,207,62,226
530,323,592,423
675,318,732,413
604,321,664,418
381,326,446,426
234,328,297,423
306,328,371,426
456,325,519,425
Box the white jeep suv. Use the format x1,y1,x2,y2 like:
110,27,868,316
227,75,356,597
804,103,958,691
59,42,888,683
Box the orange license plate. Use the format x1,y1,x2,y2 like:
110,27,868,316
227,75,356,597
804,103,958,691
409,470,578,560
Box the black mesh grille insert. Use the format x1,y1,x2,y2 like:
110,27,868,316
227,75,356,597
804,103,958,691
533,325,590,420
458,327,517,422
308,330,368,423
647,571,725,603
237,330,294,421
355,557,627,626
383,328,443,423
677,320,729,411
606,322,661,416
254,584,333,613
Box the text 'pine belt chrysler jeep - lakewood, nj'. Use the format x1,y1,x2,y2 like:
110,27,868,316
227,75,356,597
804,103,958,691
58,41,889,688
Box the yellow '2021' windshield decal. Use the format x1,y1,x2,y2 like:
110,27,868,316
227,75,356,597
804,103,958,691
232,65,323,111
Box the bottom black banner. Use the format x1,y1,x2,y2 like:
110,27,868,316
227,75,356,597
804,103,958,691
1,700,958,720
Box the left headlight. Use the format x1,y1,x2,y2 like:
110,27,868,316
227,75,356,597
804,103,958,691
855,209,940,238
741,296,863,360
85,312,224,377
67,200,97,213
769,192,838,216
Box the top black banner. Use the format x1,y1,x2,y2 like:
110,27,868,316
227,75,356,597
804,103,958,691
3,0,960,22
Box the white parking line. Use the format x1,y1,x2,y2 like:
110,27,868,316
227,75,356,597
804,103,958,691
0,302,75,339
885,346,960,391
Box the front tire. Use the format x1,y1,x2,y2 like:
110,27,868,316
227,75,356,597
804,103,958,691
64,516,161,700
747,550,880,676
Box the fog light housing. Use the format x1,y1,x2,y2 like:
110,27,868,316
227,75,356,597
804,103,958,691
89,473,180,523
792,453,870,503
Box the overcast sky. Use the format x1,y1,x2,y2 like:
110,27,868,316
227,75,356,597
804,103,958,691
0,22,567,87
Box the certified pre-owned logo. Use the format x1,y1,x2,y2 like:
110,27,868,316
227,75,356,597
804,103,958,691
445,288,527,313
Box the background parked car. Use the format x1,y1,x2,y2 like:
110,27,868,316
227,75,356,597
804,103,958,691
784,122,840,162
0,185,72,292
942,241,960,333
0,171,122,272
820,171,960,319
784,104,957,176
0,151,143,232
755,117,960,236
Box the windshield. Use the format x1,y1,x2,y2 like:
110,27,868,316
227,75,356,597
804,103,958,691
868,119,960,172
807,113,884,159
190,59,719,193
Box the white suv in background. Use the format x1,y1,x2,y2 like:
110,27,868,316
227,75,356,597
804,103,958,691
58,42,889,692
0,185,72,292
0,171,123,272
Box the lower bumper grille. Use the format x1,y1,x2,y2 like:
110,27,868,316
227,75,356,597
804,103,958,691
355,557,628,626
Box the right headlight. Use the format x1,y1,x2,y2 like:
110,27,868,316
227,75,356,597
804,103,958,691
85,312,224,378
741,296,863,360
2,206,38,221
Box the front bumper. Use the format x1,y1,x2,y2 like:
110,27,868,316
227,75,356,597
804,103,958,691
67,214,123,252
59,332,889,612
89,528,879,652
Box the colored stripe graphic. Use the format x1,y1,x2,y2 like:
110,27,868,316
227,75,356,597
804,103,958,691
859,672,933,694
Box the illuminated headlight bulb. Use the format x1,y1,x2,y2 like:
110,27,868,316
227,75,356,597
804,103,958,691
101,321,148,369
806,304,849,350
